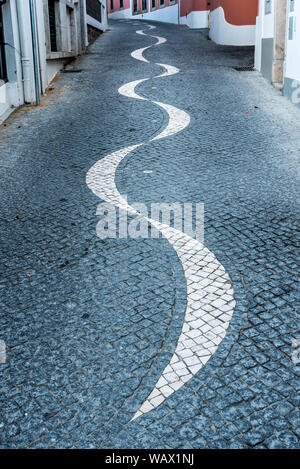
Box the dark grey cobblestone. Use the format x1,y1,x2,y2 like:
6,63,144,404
0,20,299,449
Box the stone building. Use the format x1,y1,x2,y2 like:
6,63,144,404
0,0,107,123
255,0,300,108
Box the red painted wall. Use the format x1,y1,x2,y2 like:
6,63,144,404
107,0,257,25
146,0,177,15
209,0,258,25
108,0,130,14
180,0,208,18
152,0,173,11
107,0,179,16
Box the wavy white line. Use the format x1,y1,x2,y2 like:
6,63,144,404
151,101,190,141
86,23,235,422
131,29,166,64
119,79,148,100
156,63,180,77
131,46,151,63
87,144,142,215
131,222,235,421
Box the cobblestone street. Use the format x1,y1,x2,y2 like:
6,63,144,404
0,19,299,449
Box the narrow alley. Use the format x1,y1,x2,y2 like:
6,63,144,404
0,19,299,449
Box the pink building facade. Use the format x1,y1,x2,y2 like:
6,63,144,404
108,0,258,46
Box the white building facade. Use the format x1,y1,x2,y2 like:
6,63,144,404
0,0,107,123
284,0,300,105
255,0,300,108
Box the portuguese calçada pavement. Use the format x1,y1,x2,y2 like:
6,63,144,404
0,20,299,449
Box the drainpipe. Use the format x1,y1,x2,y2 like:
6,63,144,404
81,0,89,49
29,0,40,105
8,0,25,105
16,0,40,105
178,0,180,25
16,0,34,104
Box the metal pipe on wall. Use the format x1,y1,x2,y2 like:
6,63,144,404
29,0,40,105
15,0,40,105
16,0,35,104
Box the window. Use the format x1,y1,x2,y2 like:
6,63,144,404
265,0,271,15
86,0,102,22
120,0,124,8
48,0,57,52
142,0,147,11
133,0,138,13
0,6,7,81
110,0,114,11
290,0,295,13
152,0,155,9
160,0,164,7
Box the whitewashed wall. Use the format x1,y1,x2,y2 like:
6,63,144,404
285,1,300,81
284,0,300,106
255,0,274,71
180,10,209,29
209,6,256,46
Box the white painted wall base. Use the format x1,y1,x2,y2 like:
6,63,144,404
0,104,15,125
0,81,21,107
109,8,132,19
87,13,108,32
180,10,209,29
0,84,6,109
46,60,66,86
0,84,10,112
109,5,179,24
209,7,256,46
0,82,19,123
132,5,179,24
